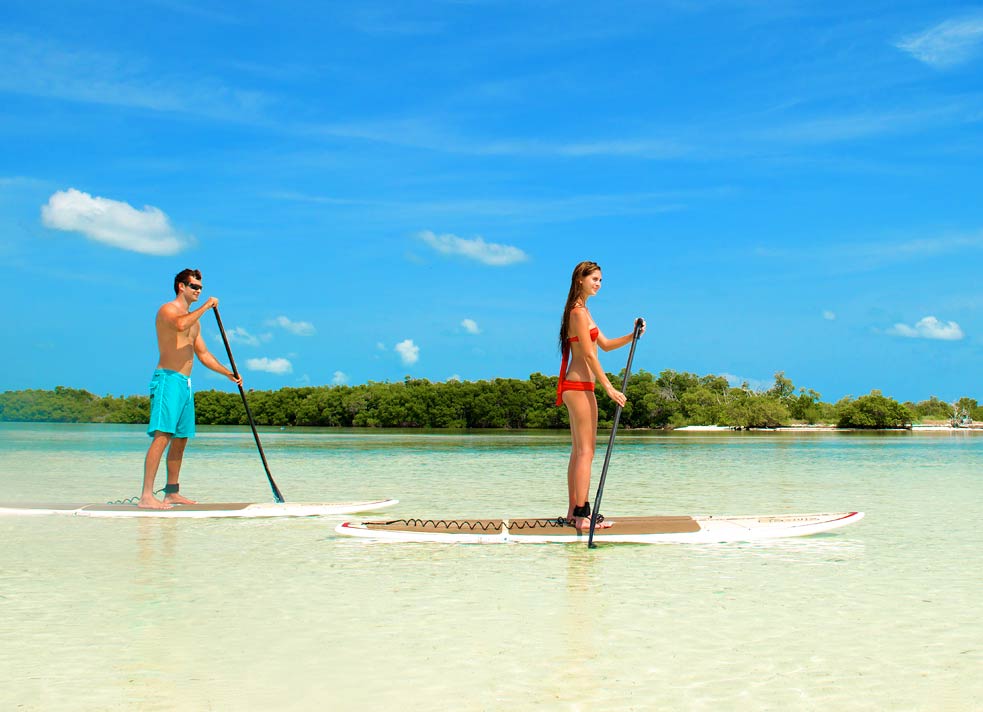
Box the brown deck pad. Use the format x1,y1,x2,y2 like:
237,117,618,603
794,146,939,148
361,515,701,536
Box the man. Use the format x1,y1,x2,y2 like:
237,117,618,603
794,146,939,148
139,269,241,509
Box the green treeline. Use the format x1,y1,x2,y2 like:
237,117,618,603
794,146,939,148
3,372,981,429
0,386,152,425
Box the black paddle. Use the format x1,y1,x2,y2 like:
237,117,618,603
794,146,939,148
588,317,645,548
213,306,285,503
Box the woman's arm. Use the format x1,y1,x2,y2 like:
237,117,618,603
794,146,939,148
570,309,625,406
597,319,645,352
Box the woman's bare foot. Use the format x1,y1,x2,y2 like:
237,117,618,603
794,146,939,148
574,516,613,531
163,492,197,505
138,496,173,510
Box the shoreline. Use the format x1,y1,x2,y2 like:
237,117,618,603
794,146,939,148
0,419,983,435
675,423,983,433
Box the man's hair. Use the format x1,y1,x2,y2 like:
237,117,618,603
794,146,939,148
174,268,202,295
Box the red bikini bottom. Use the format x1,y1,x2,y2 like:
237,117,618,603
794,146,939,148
555,380,595,405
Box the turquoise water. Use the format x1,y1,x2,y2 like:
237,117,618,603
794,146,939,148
1,423,980,710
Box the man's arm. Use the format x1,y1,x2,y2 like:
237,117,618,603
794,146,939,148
194,332,242,385
160,297,220,332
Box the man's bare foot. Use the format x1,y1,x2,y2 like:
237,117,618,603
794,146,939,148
138,496,173,510
163,492,197,505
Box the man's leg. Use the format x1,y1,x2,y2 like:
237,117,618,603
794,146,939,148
163,437,197,505
140,431,173,509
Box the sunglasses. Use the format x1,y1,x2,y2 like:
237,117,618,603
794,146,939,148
184,282,203,291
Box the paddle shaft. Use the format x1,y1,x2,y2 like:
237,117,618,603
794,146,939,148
213,307,285,503
588,317,644,548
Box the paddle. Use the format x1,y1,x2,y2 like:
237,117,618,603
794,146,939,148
213,306,285,503
588,317,645,548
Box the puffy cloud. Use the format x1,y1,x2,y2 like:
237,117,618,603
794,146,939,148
888,316,964,340
226,327,260,346
461,318,480,334
419,230,527,266
896,16,983,68
395,339,419,365
720,373,771,392
267,315,316,336
246,357,293,374
332,370,348,385
40,188,190,255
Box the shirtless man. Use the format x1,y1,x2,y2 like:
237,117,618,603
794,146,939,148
139,269,241,509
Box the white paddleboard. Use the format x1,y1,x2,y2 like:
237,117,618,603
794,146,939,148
336,511,863,544
0,499,398,519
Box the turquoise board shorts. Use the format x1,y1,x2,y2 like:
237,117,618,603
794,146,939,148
147,369,195,439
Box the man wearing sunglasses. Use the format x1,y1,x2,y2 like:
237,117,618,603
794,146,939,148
139,268,242,509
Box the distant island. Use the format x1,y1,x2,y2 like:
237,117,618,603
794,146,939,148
1,370,979,430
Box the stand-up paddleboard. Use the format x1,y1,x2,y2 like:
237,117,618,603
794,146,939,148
0,499,398,519
336,511,863,544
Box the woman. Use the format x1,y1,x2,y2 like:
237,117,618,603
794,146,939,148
556,261,644,530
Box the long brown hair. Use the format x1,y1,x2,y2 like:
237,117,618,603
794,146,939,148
558,260,600,355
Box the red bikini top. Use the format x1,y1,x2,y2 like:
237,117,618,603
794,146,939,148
567,327,599,343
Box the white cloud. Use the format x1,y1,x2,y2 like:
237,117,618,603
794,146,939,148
40,188,191,255
246,357,293,374
276,188,711,223
461,318,480,334
888,316,964,341
216,328,270,347
720,373,771,392
823,310,836,321
419,230,527,266
267,315,316,336
395,339,419,365
757,106,960,144
332,370,348,385
755,231,983,273
226,327,260,346
0,34,267,120
896,16,983,68
1,176,44,188
311,116,690,160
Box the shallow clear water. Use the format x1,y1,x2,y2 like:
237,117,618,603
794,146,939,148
1,423,980,710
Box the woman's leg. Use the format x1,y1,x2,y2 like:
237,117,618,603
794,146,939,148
581,393,610,528
564,390,597,526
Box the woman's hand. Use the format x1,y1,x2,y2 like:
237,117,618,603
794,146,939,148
605,384,627,408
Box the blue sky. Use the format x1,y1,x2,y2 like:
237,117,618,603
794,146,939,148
2,1,982,402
